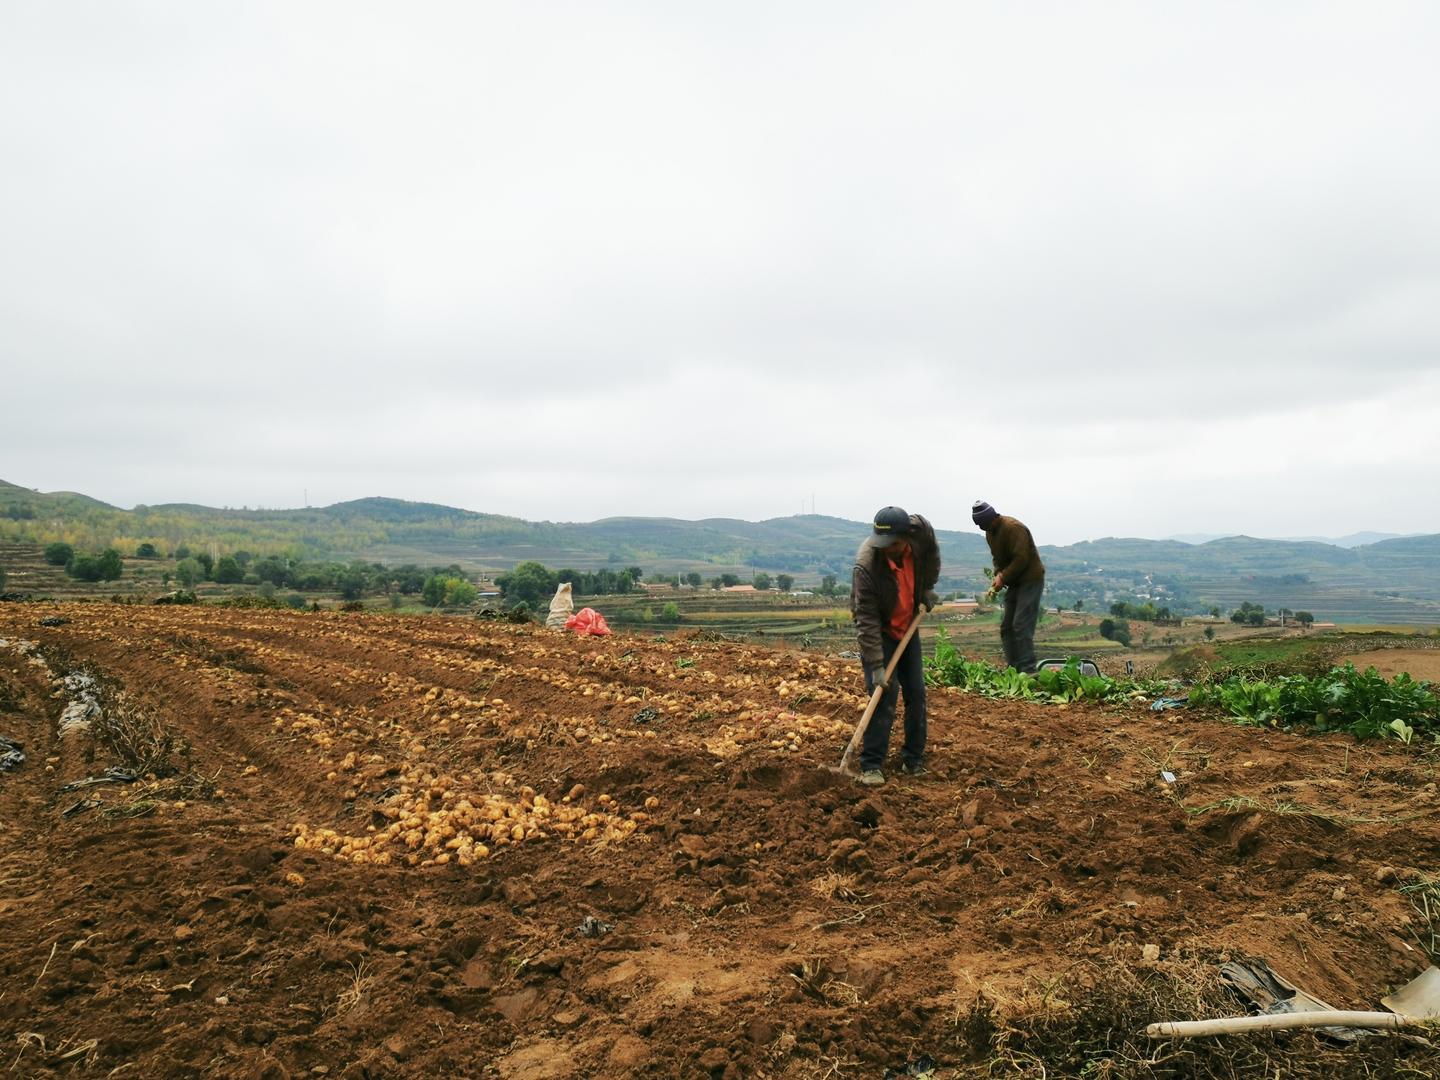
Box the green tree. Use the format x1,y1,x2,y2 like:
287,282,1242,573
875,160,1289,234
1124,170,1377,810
1098,618,1131,646
1204,626,1216,641
337,565,368,600
253,557,292,588
135,542,158,559
173,544,192,560
194,551,214,580
444,579,478,606
175,558,203,588
820,573,838,597
422,575,447,607
662,601,680,621
753,573,772,591
1295,611,1315,627
720,573,740,588
96,549,123,581
625,566,643,583
214,556,244,584
68,554,103,581
1230,602,1264,626
776,574,794,592
1074,599,1084,611
44,542,74,566
684,572,703,589
497,561,559,608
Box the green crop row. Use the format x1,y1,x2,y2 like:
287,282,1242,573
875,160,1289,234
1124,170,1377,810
1189,663,1438,743
925,628,1438,745
924,628,1164,704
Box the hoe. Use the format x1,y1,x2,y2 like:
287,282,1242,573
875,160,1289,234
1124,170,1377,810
827,611,924,778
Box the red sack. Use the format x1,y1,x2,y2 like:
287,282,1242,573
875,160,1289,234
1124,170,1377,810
565,607,612,636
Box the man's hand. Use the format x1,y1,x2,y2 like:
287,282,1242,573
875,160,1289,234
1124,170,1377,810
991,572,1004,591
868,665,890,692
923,589,939,612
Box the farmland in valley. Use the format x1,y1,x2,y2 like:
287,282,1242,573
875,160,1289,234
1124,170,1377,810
2,602,1438,1077
6,477,1440,625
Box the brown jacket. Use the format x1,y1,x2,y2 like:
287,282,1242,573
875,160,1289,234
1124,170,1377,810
850,514,941,668
985,515,1045,587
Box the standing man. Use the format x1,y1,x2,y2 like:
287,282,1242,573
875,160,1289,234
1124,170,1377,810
850,506,941,786
972,500,1045,674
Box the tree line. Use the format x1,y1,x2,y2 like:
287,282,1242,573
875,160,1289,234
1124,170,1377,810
495,561,834,609
44,543,124,582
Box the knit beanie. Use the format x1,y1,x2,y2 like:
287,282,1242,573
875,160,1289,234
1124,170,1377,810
972,500,999,529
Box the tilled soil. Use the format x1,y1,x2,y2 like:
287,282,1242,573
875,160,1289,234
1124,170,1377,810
1,603,1437,1078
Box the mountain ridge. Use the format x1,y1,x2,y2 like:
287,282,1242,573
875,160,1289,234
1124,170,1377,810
4,479,1440,622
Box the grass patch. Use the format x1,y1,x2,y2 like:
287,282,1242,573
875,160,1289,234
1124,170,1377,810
1182,794,1422,827
1399,875,1440,963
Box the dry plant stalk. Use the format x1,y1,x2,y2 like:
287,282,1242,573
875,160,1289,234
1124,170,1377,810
91,679,176,776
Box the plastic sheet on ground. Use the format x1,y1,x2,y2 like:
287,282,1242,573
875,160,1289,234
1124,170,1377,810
577,916,613,938
58,767,138,793
1150,696,1190,711
58,671,103,736
1222,959,1366,1042
883,1053,937,1079
565,607,611,636
0,734,24,772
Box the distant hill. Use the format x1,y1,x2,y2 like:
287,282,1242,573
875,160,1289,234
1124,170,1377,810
3,479,1438,623
1166,530,1409,548
1278,531,1409,548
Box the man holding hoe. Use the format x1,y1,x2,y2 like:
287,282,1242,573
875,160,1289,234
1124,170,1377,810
972,499,1046,674
850,506,941,786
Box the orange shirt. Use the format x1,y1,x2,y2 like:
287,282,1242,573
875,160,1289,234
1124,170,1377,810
886,547,915,640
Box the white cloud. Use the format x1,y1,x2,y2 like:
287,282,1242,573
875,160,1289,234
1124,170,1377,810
3,2,1438,544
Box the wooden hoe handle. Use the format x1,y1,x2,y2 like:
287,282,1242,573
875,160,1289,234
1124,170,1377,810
837,613,924,774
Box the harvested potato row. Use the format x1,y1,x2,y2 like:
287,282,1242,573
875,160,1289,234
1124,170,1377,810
291,767,644,869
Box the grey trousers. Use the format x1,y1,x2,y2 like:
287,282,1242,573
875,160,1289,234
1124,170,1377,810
1001,578,1045,673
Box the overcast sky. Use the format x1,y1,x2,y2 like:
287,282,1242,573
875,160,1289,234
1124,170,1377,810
3,3,1438,545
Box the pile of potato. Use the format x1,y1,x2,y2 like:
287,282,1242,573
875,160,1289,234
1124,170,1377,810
292,768,648,869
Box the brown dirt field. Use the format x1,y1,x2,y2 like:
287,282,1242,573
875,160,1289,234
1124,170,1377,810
2,603,1438,1078
1342,648,1440,684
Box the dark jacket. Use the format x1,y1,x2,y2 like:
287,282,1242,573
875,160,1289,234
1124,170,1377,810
985,515,1045,587
850,513,941,668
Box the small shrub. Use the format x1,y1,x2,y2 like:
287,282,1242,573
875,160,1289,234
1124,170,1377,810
67,554,104,581
153,590,198,605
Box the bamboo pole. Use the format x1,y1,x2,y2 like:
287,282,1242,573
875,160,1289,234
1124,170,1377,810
1147,1011,1425,1039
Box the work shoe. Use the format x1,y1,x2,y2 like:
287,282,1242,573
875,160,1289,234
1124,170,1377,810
858,769,886,787
900,762,931,777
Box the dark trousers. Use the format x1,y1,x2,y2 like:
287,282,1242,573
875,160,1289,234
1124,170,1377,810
861,632,926,771
1001,578,1045,673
